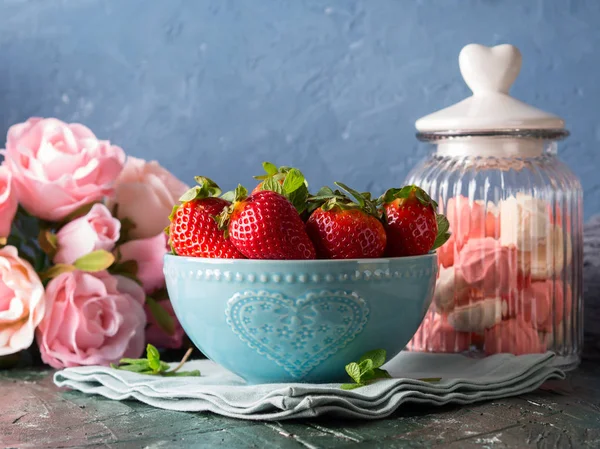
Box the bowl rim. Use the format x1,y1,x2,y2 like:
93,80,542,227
164,252,437,265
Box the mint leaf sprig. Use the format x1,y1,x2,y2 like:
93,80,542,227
341,349,392,390
340,349,443,390
111,344,200,377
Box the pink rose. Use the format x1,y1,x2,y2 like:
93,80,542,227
0,166,17,238
54,204,121,264
2,117,125,222
118,232,168,294
145,299,185,350
0,246,45,356
110,157,188,239
36,271,146,368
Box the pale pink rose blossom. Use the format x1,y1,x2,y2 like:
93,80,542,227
54,203,121,264
36,271,146,368
0,246,45,356
1,117,125,222
145,299,185,350
0,166,17,238
118,232,168,294
110,157,188,239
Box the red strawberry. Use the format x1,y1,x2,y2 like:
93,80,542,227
168,177,245,259
381,185,450,257
218,186,316,260
306,183,386,259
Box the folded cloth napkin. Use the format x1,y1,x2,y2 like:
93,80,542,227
53,351,564,421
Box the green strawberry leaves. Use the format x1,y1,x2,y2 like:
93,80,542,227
381,185,438,209
432,213,451,250
308,183,380,218
111,344,200,377
179,176,222,203
216,184,249,236
256,163,310,215
259,161,279,177
340,349,392,390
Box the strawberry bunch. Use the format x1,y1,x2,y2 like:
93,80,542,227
167,163,450,260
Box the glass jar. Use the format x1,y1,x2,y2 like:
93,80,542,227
405,44,583,370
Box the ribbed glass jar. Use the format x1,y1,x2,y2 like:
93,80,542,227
405,136,583,370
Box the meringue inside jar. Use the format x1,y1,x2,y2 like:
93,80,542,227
405,134,583,370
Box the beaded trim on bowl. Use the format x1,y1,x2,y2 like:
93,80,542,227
164,266,434,283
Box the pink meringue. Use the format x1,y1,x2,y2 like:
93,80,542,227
438,196,486,268
524,280,572,332
408,312,472,353
484,318,545,355
457,237,528,297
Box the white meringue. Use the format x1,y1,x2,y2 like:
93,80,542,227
500,193,549,251
447,297,505,333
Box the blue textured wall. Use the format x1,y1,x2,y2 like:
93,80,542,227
1,0,599,216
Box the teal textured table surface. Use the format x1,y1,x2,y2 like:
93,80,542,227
1,358,599,449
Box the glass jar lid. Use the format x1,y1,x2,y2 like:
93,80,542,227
416,43,569,142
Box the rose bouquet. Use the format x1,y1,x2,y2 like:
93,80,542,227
0,117,188,369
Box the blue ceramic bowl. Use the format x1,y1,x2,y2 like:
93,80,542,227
164,254,437,384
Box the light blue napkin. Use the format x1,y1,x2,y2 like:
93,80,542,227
53,351,564,420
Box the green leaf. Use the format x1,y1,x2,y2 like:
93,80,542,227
340,383,364,390
113,364,152,374
381,185,438,209
418,377,442,383
163,370,201,377
345,362,362,384
146,344,161,372
341,349,392,390
315,186,334,197
334,182,365,208
381,186,411,204
194,176,222,198
261,177,284,194
431,214,451,251
362,368,392,382
358,358,374,376
39,263,76,281
262,161,278,176
221,190,236,202
146,297,176,336
287,184,309,214
179,177,222,202
179,186,202,202
73,250,115,272
118,358,150,365
359,349,387,369
281,168,305,195
233,184,248,201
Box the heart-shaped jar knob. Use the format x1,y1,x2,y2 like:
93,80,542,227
459,44,522,95
415,42,565,133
